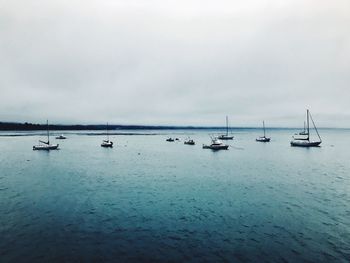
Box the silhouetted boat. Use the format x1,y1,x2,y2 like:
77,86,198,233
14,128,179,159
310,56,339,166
56,134,67,139
33,120,59,150
101,123,113,148
203,137,229,150
184,138,195,145
166,138,175,142
291,109,322,147
256,121,270,142
218,116,234,140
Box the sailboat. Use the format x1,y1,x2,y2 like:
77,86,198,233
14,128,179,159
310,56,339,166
101,123,113,148
291,109,322,147
256,121,271,142
33,120,59,150
218,116,234,140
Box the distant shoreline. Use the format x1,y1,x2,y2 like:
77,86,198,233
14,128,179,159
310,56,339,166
0,122,348,131
0,122,208,131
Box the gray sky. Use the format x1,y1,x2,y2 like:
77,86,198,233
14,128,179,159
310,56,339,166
1,0,349,127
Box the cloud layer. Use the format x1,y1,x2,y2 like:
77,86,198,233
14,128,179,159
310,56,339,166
1,0,349,127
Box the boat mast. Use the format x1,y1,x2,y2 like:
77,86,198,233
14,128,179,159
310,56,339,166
263,121,266,138
304,121,306,133
107,122,109,141
226,116,228,136
47,120,50,144
306,109,310,141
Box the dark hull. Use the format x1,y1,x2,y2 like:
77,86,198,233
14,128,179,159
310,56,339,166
290,141,321,147
203,145,229,150
256,137,270,142
218,136,234,140
101,141,113,147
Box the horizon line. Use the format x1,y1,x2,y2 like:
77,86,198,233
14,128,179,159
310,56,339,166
0,121,349,130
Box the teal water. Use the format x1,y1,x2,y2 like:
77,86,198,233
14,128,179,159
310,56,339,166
0,129,349,262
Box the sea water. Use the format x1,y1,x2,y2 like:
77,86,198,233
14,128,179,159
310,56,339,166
0,129,349,262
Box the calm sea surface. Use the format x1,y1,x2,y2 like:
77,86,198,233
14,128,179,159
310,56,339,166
0,129,349,262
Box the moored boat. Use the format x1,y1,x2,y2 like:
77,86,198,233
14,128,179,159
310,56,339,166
203,137,229,150
33,120,59,150
290,140,321,147
33,144,59,150
297,121,308,135
256,121,271,142
101,123,113,148
218,116,234,140
184,138,195,145
166,138,175,142
56,134,67,139
256,137,270,142
291,109,322,147
101,140,113,147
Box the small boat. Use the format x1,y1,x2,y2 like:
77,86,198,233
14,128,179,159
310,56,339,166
203,137,229,150
33,120,59,150
175,138,180,141
296,121,308,136
291,109,322,147
56,134,67,139
101,140,113,147
166,138,175,142
101,123,113,148
218,116,234,140
184,138,195,145
256,121,270,142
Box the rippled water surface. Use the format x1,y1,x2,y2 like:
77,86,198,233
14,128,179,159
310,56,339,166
1,129,350,262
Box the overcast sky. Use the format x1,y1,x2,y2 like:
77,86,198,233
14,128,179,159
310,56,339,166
0,0,349,127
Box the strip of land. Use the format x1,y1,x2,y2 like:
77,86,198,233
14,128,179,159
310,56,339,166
0,122,215,131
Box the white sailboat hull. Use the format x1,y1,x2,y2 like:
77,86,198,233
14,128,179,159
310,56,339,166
256,137,270,142
33,144,59,150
